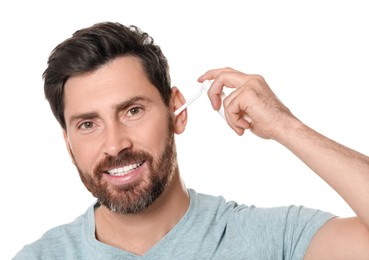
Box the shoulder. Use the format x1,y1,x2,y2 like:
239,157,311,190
189,189,334,224
13,204,94,259
189,189,239,215
232,204,335,258
231,204,335,234
186,190,334,258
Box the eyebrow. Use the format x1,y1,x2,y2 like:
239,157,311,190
114,96,152,112
68,96,152,126
68,112,99,126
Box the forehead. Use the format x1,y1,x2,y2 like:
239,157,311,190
63,56,162,116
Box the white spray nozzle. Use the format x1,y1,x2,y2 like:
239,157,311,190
174,80,251,123
173,80,226,118
173,89,203,116
199,80,226,119
173,80,209,116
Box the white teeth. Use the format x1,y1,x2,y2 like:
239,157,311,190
107,162,143,176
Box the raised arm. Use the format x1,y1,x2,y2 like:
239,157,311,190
198,67,369,258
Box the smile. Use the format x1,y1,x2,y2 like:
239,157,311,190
107,161,145,176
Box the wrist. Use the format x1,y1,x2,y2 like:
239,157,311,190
271,116,307,146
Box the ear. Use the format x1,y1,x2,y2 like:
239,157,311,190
63,130,76,165
170,87,188,134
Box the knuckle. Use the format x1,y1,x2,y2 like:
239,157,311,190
251,74,265,83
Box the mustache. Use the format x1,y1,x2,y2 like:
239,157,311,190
93,149,153,178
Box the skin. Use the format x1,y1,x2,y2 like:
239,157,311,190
62,54,369,257
198,67,369,258
63,56,189,255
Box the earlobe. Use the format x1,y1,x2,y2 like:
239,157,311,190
170,87,188,134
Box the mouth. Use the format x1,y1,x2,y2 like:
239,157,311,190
106,161,145,177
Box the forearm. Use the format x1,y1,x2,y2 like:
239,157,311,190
276,118,369,228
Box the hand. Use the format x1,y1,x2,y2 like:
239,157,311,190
198,67,298,139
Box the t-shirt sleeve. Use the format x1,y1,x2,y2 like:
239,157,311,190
12,245,37,260
233,205,335,259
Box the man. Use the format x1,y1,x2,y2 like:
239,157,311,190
14,22,369,259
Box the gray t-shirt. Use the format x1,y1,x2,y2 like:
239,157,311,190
13,189,334,259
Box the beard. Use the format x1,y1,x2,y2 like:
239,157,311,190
73,119,177,214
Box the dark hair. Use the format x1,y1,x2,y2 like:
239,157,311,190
43,22,171,130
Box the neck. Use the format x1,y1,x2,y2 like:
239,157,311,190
94,171,189,255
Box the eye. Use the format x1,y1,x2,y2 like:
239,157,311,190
127,107,142,116
78,121,94,130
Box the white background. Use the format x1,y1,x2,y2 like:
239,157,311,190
1,1,368,258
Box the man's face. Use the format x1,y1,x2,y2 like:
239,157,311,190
63,56,177,214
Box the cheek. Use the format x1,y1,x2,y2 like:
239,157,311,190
68,137,101,172
134,115,170,155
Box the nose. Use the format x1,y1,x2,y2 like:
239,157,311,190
103,121,133,157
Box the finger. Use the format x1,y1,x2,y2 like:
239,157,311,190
223,88,253,132
198,68,258,115
225,115,251,136
226,100,252,134
204,71,246,110
197,67,237,83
